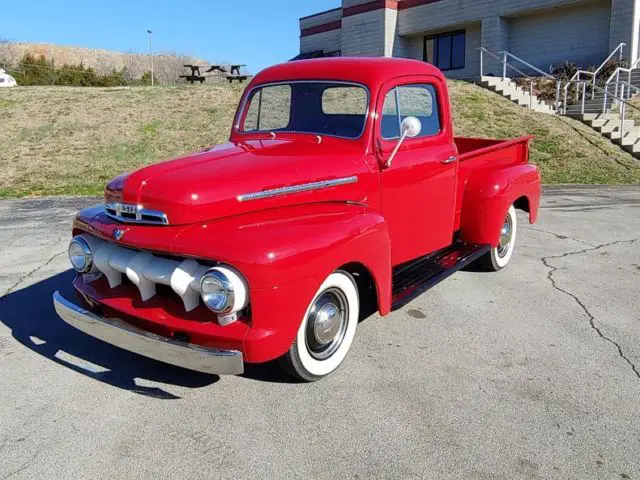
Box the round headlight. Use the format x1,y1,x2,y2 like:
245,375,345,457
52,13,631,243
200,270,234,313
200,266,248,315
68,237,93,273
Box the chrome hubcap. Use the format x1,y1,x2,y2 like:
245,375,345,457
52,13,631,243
497,214,513,258
306,288,349,360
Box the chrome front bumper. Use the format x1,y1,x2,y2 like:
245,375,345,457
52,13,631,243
52,291,244,375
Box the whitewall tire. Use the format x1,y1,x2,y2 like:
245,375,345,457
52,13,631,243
281,271,359,382
484,205,518,271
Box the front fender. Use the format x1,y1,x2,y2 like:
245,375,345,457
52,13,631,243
173,203,392,362
174,203,390,290
459,164,541,246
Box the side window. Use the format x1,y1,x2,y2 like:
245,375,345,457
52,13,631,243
380,84,441,139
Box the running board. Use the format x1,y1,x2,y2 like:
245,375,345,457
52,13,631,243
391,243,491,311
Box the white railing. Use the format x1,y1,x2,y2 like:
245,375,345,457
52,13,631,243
562,79,640,140
604,56,640,104
478,47,561,109
497,51,555,80
565,43,626,101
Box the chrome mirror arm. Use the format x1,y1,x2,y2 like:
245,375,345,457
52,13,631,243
384,116,422,170
386,130,409,169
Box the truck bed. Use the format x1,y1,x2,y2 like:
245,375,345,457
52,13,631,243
455,136,533,162
453,135,535,231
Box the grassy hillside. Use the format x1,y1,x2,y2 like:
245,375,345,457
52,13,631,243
0,81,639,198
0,42,207,84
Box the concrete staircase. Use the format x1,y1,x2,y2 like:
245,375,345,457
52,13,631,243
478,76,556,114
476,47,640,159
565,111,640,157
563,90,613,117
563,73,640,159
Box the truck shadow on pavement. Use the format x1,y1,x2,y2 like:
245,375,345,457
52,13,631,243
0,270,224,400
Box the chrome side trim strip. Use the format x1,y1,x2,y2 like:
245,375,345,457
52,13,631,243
52,291,244,375
237,176,358,202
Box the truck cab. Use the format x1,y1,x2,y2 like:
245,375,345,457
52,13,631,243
54,57,540,381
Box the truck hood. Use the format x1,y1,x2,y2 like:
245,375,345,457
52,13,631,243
105,138,374,226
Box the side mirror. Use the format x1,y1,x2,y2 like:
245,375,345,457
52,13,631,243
401,116,422,138
385,116,422,169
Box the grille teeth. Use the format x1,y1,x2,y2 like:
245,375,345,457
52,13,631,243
79,234,210,312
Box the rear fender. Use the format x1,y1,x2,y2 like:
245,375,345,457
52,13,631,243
459,164,541,246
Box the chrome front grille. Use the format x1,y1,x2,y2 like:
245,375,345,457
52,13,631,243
79,234,210,312
105,203,169,225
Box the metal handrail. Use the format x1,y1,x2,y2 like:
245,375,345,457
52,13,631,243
478,47,562,109
613,80,640,95
567,69,595,84
478,47,528,78
564,79,640,111
605,55,640,99
563,78,640,140
603,79,640,110
593,42,626,78
497,51,554,79
566,43,626,98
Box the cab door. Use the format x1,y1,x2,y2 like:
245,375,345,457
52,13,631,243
376,76,458,266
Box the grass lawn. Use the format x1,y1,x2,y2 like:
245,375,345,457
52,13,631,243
0,81,639,198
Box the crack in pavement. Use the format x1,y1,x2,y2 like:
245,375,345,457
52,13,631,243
0,250,66,299
522,226,595,247
1,452,38,480
541,239,640,381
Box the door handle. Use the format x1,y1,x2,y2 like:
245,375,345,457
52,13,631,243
441,156,457,164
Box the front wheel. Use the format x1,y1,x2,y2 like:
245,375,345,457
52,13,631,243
482,205,518,271
280,271,359,382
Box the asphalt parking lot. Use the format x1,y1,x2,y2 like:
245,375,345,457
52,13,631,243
0,185,638,480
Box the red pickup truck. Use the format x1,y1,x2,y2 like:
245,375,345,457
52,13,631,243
53,58,540,381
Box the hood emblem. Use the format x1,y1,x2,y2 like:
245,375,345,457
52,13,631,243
113,228,128,241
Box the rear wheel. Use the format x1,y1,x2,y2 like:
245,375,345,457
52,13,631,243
483,205,518,271
280,271,359,382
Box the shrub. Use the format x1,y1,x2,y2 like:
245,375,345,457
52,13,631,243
139,71,157,86
9,53,130,87
11,53,57,85
514,59,632,104
550,61,579,81
594,58,629,86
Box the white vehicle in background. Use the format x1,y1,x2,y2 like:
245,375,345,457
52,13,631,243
0,68,17,87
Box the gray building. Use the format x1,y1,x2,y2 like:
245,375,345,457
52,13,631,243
299,0,640,78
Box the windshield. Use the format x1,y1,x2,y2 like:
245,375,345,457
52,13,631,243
240,82,369,139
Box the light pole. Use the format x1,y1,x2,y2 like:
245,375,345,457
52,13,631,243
147,29,154,86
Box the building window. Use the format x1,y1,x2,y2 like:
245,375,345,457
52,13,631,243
423,30,465,71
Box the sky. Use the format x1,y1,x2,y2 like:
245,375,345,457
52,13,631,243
1,0,339,73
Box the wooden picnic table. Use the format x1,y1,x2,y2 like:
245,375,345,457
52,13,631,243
180,64,249,84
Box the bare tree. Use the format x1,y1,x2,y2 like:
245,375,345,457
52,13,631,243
153,53,195,84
